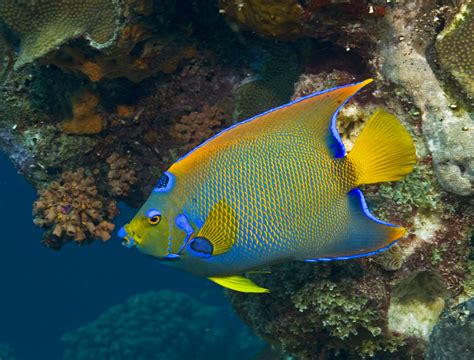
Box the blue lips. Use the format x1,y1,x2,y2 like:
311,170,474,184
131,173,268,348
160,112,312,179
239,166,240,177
118,226,135,248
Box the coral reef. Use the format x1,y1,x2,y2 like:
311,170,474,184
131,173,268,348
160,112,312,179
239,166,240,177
0,0,472,358
426,297,474,360
436,1,474,100
170,104,227,153
62,89,104,135
106,152,138,197
0,343,17,360
33,168,118,249
62,290,264,360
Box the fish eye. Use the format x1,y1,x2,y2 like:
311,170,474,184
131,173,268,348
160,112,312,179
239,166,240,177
145,209,162,226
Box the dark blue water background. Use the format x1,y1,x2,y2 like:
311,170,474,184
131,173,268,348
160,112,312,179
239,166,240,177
0,152,252,359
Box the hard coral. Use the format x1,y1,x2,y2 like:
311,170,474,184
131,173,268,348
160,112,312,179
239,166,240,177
62,290,264,360
106,152,138,197
436,1,474,99
33,168,118,249
219,0,305,39
0,0,119,68
62,89,104,135
170,104,227,153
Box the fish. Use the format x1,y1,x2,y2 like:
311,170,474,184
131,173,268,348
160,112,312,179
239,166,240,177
118,79,416,293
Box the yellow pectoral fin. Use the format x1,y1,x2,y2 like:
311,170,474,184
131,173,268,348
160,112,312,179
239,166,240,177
208,276,270,293
197,199,238,256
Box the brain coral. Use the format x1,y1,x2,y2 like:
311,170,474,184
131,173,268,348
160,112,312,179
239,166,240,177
0,0,119,68
33,168,119,249
436,1,474,99
62,290,264,360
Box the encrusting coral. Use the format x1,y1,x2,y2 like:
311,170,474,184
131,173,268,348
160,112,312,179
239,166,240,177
436,1,474,100
106,152,138,197
62,290,264,360
33,168,118,249
170,104,227,153
62,89,104,135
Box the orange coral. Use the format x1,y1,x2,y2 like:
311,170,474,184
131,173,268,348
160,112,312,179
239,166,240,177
33,168,118,249
106,152,138,197
170,104,227,153
62,90,104,135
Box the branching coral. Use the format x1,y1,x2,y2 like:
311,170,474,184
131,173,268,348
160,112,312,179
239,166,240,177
33,168,118,249
62,290,264,360
170,104,227,153
62,89,104,135
0,0,119,68
106,152,138,197
436,1,474,99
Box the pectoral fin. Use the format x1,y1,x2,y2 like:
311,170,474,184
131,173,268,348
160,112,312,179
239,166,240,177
208,275,270,293
193,199,238,256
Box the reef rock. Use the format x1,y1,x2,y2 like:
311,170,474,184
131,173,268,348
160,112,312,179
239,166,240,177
377,1,474,196
426,297,474,360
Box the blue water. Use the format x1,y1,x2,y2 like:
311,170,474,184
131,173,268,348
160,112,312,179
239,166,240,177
0,152,260,359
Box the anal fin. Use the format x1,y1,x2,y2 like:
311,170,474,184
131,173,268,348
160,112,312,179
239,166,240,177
208,275,270,293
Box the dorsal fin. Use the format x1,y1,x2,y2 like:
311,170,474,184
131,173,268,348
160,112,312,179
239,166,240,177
173,79,374,169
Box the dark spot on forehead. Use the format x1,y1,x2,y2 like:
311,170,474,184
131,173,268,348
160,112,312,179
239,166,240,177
156,173,169,189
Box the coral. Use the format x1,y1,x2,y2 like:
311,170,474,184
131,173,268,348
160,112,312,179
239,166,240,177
218,0,305,39
32,168,118,249
0,0,119,68
106,152,138,197
0,343,17,360
230,262,416,359
62,90,104,135
426,296,474,360
377,2,474,196
436,1,474,99
0,0,198,82
170,104,227,153
62,290,264,360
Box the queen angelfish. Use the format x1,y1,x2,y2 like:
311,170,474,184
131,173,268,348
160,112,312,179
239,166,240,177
118,79,416,293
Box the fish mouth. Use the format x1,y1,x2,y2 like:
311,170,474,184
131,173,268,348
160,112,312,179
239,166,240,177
118,225,140,248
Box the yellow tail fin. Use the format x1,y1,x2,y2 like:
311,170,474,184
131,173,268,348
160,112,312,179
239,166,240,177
348,110,416,186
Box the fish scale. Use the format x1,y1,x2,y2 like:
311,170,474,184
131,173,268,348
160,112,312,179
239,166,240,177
120,80,416,292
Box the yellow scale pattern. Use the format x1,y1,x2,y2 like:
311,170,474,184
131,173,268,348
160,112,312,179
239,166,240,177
169,83,363,275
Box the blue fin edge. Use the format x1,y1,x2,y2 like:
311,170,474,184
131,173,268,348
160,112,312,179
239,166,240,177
304,188,399,262
175,80,370,163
